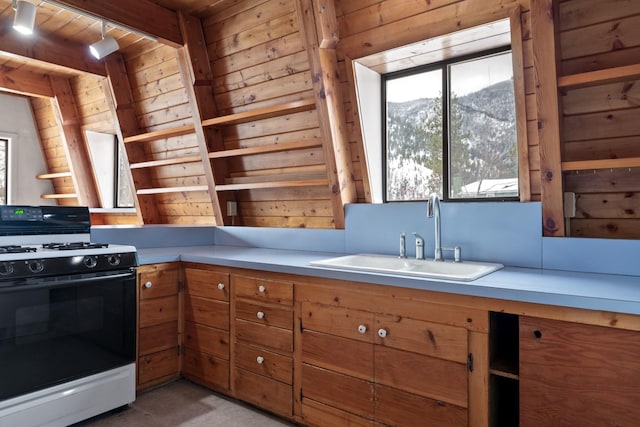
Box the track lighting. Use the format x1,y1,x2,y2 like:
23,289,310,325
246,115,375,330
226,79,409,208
89,22,119,59
12,0,37,35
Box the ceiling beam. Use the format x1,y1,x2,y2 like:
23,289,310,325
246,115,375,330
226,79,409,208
0,25,106,76
0,65,53,98
50,0,183,47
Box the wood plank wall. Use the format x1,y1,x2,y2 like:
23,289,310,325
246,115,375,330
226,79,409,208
559,0,640,238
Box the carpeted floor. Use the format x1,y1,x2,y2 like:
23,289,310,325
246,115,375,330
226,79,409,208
75,380,295,427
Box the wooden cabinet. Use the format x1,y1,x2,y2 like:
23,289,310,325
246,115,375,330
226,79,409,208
519,316,640,427
136,263,181,391
182,264,230,392
297,282,488,427
231,274,294,418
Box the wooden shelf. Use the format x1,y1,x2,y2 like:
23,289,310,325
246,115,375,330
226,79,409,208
561,157,640,171
41,193,77,199
137,185,209,195
123,124,195,144
130,155,203,169
216,178,329,192
36,171,72,179
558,63,640,90
209,139,322,159
201,98,316,128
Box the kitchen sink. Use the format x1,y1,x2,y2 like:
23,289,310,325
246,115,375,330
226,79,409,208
310,253,503,281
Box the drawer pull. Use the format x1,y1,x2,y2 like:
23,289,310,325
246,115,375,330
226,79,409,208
256,311,265,320
358,325,367,334
256,356,264,364
217,283,225,290
258,285,266,293
378,328,388,338
143,281,152,289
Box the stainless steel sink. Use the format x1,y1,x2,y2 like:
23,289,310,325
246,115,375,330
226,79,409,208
310,253,503,281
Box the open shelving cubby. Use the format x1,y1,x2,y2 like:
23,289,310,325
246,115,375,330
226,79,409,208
489,311,519,427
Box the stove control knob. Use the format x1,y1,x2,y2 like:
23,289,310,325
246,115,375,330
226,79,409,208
83,256,98,268
0,262,14,275
107,254,121,266
28,260,44,273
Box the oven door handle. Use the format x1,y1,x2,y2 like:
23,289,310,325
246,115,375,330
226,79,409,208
0,270,136,292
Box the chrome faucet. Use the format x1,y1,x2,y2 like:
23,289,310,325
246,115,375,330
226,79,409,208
427,193,443,261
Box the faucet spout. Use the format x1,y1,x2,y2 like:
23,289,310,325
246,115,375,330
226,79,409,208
427,194,442,261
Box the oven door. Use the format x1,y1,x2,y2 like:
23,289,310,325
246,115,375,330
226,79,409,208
0,269,136,401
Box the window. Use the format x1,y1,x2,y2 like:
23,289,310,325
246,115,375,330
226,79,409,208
86,131,134,208
0,138,7,204
383,47,518,201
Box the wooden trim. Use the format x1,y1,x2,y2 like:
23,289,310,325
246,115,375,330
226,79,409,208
123,125,195,144
129,155,204,169
531,0,565,236
558,64,640,90
41,193,77,199
468,331,489,427
208,140,322,159
50,0,183,47
36,171,72,179
0,66,54,98
201,99,317,128
216,179,329,192
561,157,640,172
137,185,209,195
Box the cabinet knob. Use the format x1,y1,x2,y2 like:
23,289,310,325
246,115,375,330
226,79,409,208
217,283,225,290
258,285,266,293
256,356,264,364
358,325,367,334
256,311,265,319
143,281,152,289
378,328,388,338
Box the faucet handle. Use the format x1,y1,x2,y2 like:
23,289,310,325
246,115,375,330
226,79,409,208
412,232,424,260
442,245,462,262
399,232,407,258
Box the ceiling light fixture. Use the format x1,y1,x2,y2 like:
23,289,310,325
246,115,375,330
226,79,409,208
89,21,119,59
12,0,37,35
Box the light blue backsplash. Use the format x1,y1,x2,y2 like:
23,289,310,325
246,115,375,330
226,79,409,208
214,226,345,253
91,225,216,248
543,237,640,276
344,202,543,268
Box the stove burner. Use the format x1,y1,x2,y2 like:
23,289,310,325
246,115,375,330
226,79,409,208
42,242,109,251
0,245,37,254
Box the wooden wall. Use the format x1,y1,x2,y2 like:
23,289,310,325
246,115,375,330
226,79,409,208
559,0,640,238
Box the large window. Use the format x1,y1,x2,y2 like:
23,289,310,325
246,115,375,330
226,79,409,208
0,138,7,204
384,47,518,202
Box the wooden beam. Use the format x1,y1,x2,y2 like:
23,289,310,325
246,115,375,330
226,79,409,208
0,29,105,76
557,64,640,90
177,11,230,225
103,53,160,224
0,65,53,98
49,76,101,207
296,0,357,229
531,0,565,237
50,0,182,47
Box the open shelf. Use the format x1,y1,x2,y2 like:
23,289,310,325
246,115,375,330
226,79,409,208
561,157,640,172
41,193,77,199
557,63,640,90
136,185,209,195
36,171,72,179
201,98,316,128
208,139,322,159
129,155,204,169
123,124,195,144
216,178,328,192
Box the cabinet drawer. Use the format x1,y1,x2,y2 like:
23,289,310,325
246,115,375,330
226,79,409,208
235,319,293,353
301,302,374,343
302,330,373,381
183,348,229,392
302,399,376,427
235,299,292,330
375,384,467,427
235,342,293,385
184,321,229,360
139,267,179,300
139,321,178,355
302,364,374,420
184,295,229,330
184,268,229,301
375,314,468,363
234,368,292,417
233,275,293,305
375,346,468,408
138,347,179,386
139,295,179,328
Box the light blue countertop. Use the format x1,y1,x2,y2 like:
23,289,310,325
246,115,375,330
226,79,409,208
138,245,640,316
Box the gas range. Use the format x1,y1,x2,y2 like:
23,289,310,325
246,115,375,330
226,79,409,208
0,206,137,280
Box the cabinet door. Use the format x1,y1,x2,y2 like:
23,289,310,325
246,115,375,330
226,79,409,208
183,347,230,391
139,266,180,300
520,316,640,427
184,268,229,301
184,294,229,329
